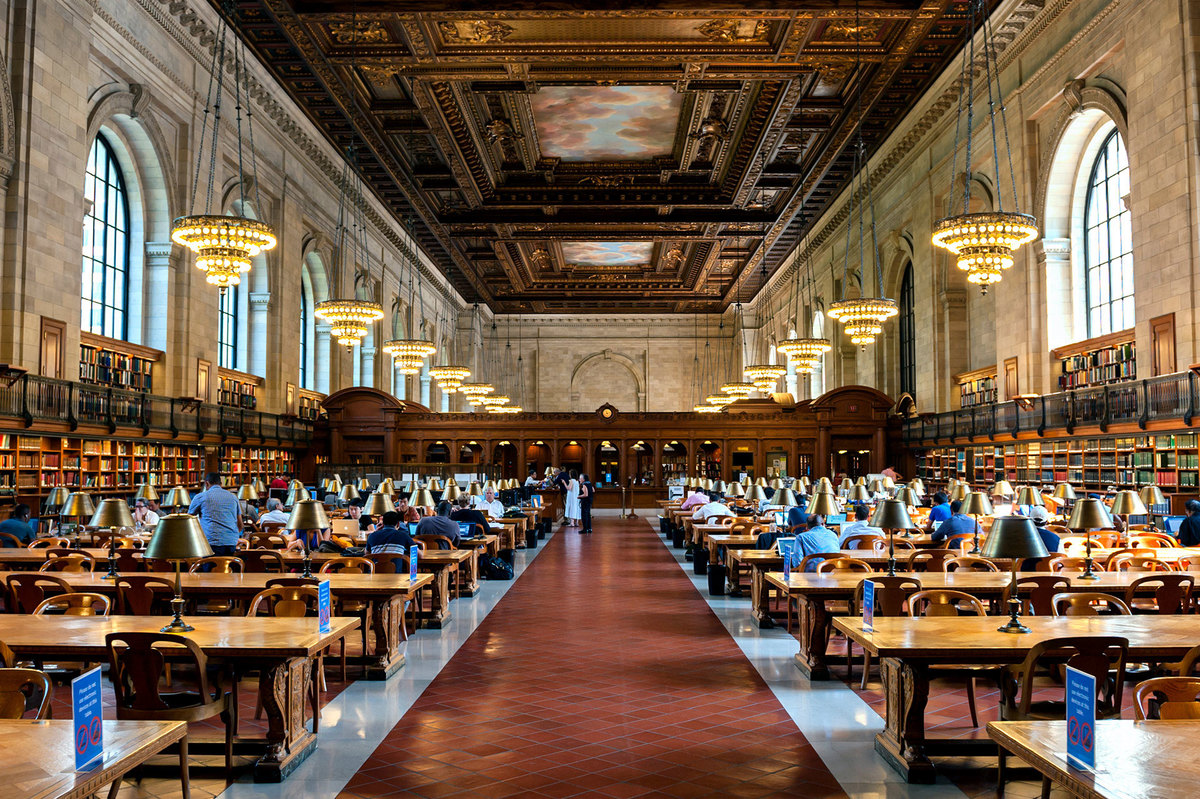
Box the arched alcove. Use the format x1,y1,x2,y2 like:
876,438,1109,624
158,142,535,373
568,350,643,412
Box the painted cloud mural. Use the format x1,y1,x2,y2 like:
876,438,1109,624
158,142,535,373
561,241,653,267
531,85,681,161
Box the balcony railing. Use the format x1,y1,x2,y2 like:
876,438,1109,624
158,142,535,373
903,371,1197,445
0,374,313,444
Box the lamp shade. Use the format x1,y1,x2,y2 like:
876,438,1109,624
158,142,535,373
144,514,213,561
363,492,396,516
773,488,800,508
882,476,896,490
339,484,361,503
754,477,768,487
252,478,267,494
135,484,160,502
60,492,95,518
869,479,885,494
726,482,745,498
807,491,841,517
711,480,727,495
910,478,925,495
89,497,135,529
745,485,768,502
771,478,785,490
357,478,372,491
427,477,443,492
467,481,483,497
1067,497,1113,530
45,487,71,507
855,477,866,486
740,476,752,487
848,485,871,503
961,491,994,516
237,485,259,501
1140,485,1168,508
403,480,422,496
162,486,191,508
412,488,437,508
289,479,305,490
443,483,462,501
1052,483,1077,501
1014,486,1045,507
285,499,330,531
1109,490,1147,517
285,485,311,507
894,487,921,507
871,499,915,530
378,479,396,496
798,476,811,489
327,479,343,495
816,477,834,493
840,478,852,490
981,515,1048,559
949,483,970,502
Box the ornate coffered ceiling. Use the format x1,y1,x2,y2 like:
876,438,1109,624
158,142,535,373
222,0,995,312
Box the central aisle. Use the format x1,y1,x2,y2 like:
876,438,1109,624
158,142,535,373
340,517,846,798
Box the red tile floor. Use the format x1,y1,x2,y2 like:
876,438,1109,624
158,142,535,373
340,519,847,799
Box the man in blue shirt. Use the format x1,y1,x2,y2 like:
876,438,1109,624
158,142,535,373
923,491,952,532
797,514,840,572
188,473,242,554
838,504,883,547
930,500,981,549
367,511,416,555
1027,506,1061,554
0,503,35,546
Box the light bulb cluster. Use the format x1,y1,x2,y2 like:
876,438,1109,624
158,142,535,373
314,299,385,346
481,395,510,408
429,365,471,393
827,297,898,346
487,404,523,414
459,382,494,406
693,404,720,413
170,215,277,289
383,339,437,374
743,364,787,394
705,394,733,407
719,382,755,397
777,337,831,374
931,211,1038,292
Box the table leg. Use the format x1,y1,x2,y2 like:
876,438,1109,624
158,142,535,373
750,566,774,628
419,566,453,628
255,656,317,782
364,594,409,680
874,657,937,784
793,597,832,681
459,549,480,596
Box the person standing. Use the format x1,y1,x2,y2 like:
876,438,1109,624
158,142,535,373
565,469,581,528
187,472,242,555
579,473,594,534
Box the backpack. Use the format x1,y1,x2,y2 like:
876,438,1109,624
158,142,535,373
481,555,514,580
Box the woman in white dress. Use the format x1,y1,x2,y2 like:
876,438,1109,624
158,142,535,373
565,469,581,527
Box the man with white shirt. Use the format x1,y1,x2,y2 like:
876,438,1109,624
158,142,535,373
837,504,882,547
692,498,734,521
259,498,289,525
474,487,505,519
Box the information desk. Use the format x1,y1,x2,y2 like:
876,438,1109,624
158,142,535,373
832,615,1200,783
0,615,358,782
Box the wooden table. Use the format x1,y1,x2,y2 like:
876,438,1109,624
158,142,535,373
0,570,430,680
987,720,1196,799
772,570,1200,682
833,615,1200,783
0,719,186,799
493,516,527,550
0,615,358,782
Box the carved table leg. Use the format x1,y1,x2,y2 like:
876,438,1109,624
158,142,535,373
254,656,317,782
793,597,832,681
874,657,936,783
750,565,774,628
420,565,453,628
364,594,408,680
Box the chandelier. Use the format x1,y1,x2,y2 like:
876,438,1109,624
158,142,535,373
743,364,787,393
705,394,733,407
693,404,720,413
931,0,1038,292
481,394,510,408
827,297,898,346
171,4,275,292
720,381,755,396
459,382,494,406
488,404,523,414
383,338,437,375
315,298,384,347
430,364,470,393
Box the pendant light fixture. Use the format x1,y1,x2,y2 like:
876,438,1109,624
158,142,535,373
719,311,755,398
429,306,470,394
383,220,437,372
827,3,896,348
931,0,1038,292
740,276,785,395
458,304,494,406
171,0,276,291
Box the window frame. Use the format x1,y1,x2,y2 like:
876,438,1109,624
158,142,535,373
81,135,131,340
1082,128,1133,337
218,285,238,370
898,262,916,398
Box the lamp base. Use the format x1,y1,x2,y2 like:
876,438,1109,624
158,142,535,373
101,571,119,580
1078,572,1101,581
997,620,1032,634
160,619,195,633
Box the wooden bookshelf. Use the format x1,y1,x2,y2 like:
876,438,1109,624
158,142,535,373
78,332,161,393
298,389,325,422
661,442,687,484
955,365,998,408
219,445,295,484
1051,328,1136,391
217,367,262,410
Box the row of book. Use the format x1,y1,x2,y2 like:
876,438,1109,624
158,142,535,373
79,345,154,392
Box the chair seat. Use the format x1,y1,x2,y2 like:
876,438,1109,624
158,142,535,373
1002,701,1122,721
117,692,230,722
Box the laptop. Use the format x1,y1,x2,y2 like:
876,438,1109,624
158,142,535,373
408,522,419,536
458,522,476,539
330,519,359,540
775,537,797,558
1163,515,1186,535
772,510,788,527
826,513,847,526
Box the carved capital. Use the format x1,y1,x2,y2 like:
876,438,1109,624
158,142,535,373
939,288,968,313
1034,237,1070,262
145,241,173,260
249,292,272,310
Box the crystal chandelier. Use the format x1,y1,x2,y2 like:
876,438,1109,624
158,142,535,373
384,221,437,373
489,405,523,414
171,3,276,292
705,394,733,407
743,364,787,393
828,298,898,346
315,299,385,347
931,0,1038,293
693,404,720,413
429,365,470,393
777,207,831,374
481,394,510,408
720,381,755,396
459,382,493,405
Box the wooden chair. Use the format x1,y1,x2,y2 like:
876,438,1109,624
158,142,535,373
366,552,408,574
247,533,287,550
849,576,922,689
880,538,916,552
320,558,375,678
906,549,955,572
413,534,453,551
1129,533,1176,549
246,587,323,730
5,573,71,614
32,592,110,616
1004,576,1070,616
106,631,233,780
1175,644,1200,676
114,575,176,615
189,556,246,614
1058,536,1097,555
265,576,320,589
906,589,992,726
1047,555,1089,573
0,532,25,548
240,549,286,573
0,668,52,719
943,556,999,573
797,553,843,573
258,521,286,536
1050,591,1132,616
39,552,95,573
705,515,735,526
939,532,975,551
815,557,873,574
997,636,1129,795
1107,552,1171,572
841,534,885,551
1134,677,1200,719
27,538,70,549
1123,574,1194,614
113,547,141,572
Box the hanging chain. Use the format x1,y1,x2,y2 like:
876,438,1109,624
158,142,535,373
962,0,978,214
985,2,1022,213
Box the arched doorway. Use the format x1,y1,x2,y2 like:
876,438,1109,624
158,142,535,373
492,442,518,479
459,442,484,465
630,441,653,485
661,441,687,485
525,441,552,480
698,441,722,481
560,440,584,475
425,442,450,464
594,441,619,487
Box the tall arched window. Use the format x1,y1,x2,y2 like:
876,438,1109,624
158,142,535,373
898,263,916,398
1084,130,1133,336
81,135,130,339
218,287,238,370
299,277,312,389
811,309,825,398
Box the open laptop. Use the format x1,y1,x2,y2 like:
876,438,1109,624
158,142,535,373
772,510,788,527
1163,515,1186,536
458,522,476,539
330,519,359,540
826,513,847,526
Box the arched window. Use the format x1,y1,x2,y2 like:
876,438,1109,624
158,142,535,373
299,274,313,389
898,263,916,398
81,135,130,339
811,309,825,398
1084,129,1132,336
218,286,238,370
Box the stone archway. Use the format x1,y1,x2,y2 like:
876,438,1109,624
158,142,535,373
568,349,644,412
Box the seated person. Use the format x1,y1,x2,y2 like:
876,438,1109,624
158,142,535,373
284,523,331,553
693,497,734,521
396,496,421,525
258,498,289,525
358,513,375,534
132,499,160,529
1179,499,1200,547
366,510,415,555
473,488,504,519
680,490,709,511
1028,505,1060,554
786,502,807,531
923,491,952,532
797,514,840,572
451,495,490,534
417,501,460,546
0,503,35,546
346,500,364,522
837,504,883,547
930,500,982,549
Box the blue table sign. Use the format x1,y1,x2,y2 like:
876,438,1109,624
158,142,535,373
1066,665,1097,770
409,544,419,582
783,547,791,581
531,495,542,508
72,665,104,770
862,580,876,632
318,579,331,634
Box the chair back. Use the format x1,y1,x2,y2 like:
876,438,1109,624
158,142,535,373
941,532,974,551
264,576,320,589
106,632,211,713
0,668,52,719
189,556,245,573
907,589,984,617
413,534,453,551
943,556,1000,573
1175,644,1200,677
259,522,286,535
0,532,24,548
706,516,735,527
114,575,175,615
842,534,885,551
27,538,70,550
1059,536,1095,554
247,586,320,618
1004,636,1128,720
240,549,286,573
1134,677,1200,720
882,538,916,552
366,552,409,575
1129,533,1175,549
248,533,287,550
1047,555,1089,572
39,552,95,573
5,573,71,614
859,576,922,616
114,547,141,572
815,557,872,573
1051,591,1132,616
1124,574,1195,614
1108,552,1170,572
906,549,955,572
32,592,111,616
320,556,375,574
797,552,843,573
1007,576,1070,616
